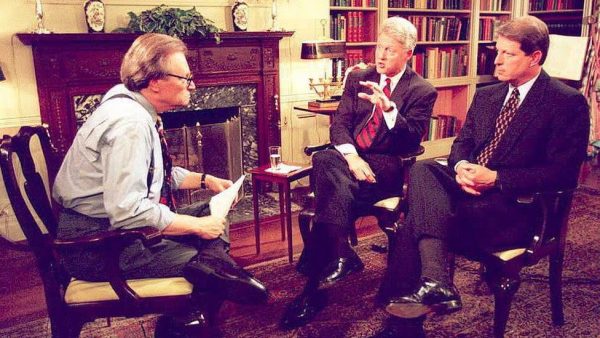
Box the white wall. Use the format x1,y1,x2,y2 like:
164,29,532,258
0,0,331,241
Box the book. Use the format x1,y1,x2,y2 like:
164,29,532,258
308,100,340,109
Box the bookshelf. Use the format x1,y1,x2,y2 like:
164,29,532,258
326,0,591,158
526,1,587,36
330,1,380,65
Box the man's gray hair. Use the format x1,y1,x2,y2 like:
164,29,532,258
380,16,418,51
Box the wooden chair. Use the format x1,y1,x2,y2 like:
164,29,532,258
0,125,219,337
450,190,575,338
297,144,425,255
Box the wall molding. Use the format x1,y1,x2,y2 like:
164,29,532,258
27,0,270,7
0,116,41,129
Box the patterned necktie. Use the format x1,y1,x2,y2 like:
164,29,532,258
476,87,520,167
356,78,392,150
156,118,177,211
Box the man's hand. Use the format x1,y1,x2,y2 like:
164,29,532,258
194,215,227,239
455,162,497,196
357,81,393,112
163,214,226,239
344,153,376,183
206,175,232,193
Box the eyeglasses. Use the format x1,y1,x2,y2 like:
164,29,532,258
166,73,194,87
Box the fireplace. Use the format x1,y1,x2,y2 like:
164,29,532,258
17,31,294,183
163,107,243,206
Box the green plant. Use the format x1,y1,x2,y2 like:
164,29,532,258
114,5,222,43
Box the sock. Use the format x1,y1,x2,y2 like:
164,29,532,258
419,237,450,284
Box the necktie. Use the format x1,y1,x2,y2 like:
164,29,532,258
156,118,177,211
356,78,392,150
476,87,520,167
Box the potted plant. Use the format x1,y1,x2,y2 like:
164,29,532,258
114,5,222,43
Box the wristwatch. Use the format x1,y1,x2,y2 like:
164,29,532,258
200,173,207,189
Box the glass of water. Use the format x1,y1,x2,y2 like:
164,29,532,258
269,146,282,169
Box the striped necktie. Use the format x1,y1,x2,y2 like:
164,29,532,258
476,87,520,167
356,78,392,150
156,118,177,211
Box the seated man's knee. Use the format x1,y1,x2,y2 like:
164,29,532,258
312,149,341,168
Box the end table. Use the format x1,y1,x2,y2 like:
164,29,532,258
248,164,312,263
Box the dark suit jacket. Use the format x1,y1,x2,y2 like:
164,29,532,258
449,70,590,194
331,66,437,156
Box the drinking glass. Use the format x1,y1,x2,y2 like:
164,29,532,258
269,146,282,169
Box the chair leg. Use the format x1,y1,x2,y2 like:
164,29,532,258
448,253,456,281
549,252,565,325
349,223,358,246
489,272,521,338
298,209,314,246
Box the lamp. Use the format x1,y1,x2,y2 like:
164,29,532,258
0,66,5,82
300,40,346,106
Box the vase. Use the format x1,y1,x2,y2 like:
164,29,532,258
231,0,249,32
84,0,105,33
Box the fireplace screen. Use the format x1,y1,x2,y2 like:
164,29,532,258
162,107,243,207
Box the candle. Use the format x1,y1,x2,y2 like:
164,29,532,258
271,0,277,18
35,0,43,18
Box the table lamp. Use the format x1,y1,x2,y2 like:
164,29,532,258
300,40,346,107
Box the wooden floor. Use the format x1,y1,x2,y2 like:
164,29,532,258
0,161,598,329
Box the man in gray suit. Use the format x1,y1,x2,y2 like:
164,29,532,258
375,15,590,337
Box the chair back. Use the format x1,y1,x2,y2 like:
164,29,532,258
0,125,69,335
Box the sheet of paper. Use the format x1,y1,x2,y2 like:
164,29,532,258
544,34,588,81
265,163,303,174
209,175,245,218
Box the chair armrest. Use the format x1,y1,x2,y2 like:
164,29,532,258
397,145,425,167
304,143,334,156
54,226,163,308
53,226,162,250
523,189,575,263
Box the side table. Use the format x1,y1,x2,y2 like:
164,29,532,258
248,164,312,263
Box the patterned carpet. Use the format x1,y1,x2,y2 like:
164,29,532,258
1,187,598,338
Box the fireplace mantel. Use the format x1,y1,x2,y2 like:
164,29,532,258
17,31,294,166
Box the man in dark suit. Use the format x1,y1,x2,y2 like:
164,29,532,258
281,16,437,329
375,15,590,336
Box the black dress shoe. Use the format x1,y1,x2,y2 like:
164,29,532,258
184,257,268,305
280,289,328,329
386,277,461,319
154,311,219,338
320,256,364,285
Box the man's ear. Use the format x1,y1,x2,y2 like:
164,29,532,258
530,50,543,67
147,78,161,92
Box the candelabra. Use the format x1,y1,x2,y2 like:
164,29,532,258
301,40,346,105
33,0,51,34
268,0,284,31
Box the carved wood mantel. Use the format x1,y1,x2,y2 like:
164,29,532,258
17,31,294,166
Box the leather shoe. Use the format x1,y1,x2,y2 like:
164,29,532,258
385,277,461,319
154,311,219,338
183,256,268,305
280,289,327,329
320,255,364,285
